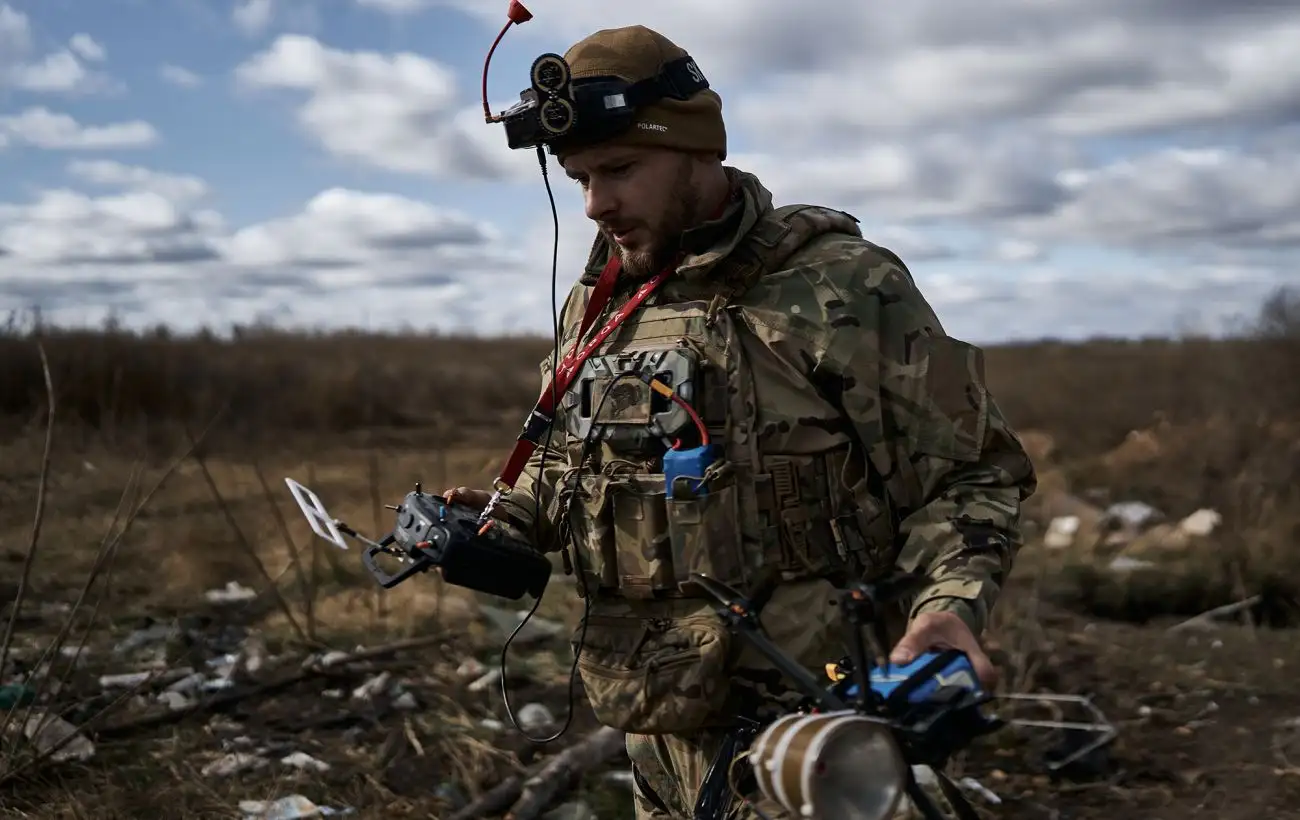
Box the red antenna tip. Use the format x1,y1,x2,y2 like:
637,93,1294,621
507,0,532,24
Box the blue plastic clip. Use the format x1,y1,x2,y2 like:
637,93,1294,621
663,444,715,498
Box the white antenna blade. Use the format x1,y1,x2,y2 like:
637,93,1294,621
995,692,1118,770
284,477,349,551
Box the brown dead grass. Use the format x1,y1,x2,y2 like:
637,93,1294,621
0,286,1297,818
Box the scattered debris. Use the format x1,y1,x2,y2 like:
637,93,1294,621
958,776,1002,805
203,752,267,778
1107,556,1156,572
517,702,555,733
1036,491,1224,567
1103,501,1164,530
479,605,565,645
206,580,258,604
1178,508,1222,537
468,667,502,693
239,794,353,818
446,726,626,820
281,751,330,773
113,622,178,655
1044,515,1080,549
99,671,157,689
0,683,36,709
1167,595,1263,632
351,671,392,701
15,711,95,762
540,801,597,820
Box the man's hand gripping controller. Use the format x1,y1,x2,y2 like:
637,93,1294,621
283,478,551,600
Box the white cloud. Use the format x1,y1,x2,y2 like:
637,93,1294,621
0,108,158,150
729,131,1080,224
919,262,1294,344
441,0,1300,139
4,0,1297,342
6,50,86,92
231,0,321,37
68,34,105,62
0,4,116,94
219,188,497,268
67,160,208,203
1017,144,1300,250
0,187,221,267
160,64,202,88
722,18,1300,141
354,0,433,13
2,164,504,275
0,2,31,56
867,225,955,262
0,166,548,336
990,239,1045,264
234,34,531,180
233,0,274,35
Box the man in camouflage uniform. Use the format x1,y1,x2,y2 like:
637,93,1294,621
448,24,1037,820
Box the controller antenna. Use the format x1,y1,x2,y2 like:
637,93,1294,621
482,1,534,122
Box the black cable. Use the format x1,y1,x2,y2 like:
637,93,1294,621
497,145,569,744
497,146,630,744
498,365,639,743
495,148,694,748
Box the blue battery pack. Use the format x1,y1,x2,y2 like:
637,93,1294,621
663,444,715,498
842,651,983,704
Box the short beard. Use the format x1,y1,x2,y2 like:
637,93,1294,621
605,158,702,280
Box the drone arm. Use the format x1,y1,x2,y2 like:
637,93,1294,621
696,576,847,713
731,624,848,712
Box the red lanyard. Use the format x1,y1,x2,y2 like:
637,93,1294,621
491,254,673,494
488,193,733,500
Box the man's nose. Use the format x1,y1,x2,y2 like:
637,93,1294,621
583,178,617,222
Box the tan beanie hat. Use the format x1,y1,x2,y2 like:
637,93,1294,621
550,25,726,161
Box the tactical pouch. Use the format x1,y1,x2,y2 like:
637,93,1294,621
555,472,619,593
609,475,678,598
557,471,679,598
573,610,732,734
832,495,895,575
826,444,900,578
752,454,847,579
664,462,750,592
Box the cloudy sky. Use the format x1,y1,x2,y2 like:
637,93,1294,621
0,0,1296,342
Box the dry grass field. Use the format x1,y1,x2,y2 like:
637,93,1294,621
0,286,1297,819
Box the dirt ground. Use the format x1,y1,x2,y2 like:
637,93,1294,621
1,428,1298,820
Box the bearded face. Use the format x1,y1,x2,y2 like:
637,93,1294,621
562,145,707,279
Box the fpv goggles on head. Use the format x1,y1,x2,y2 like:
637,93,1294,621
493,52,711,152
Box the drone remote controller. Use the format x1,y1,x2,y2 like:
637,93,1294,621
378,488,551,597
285,478,552,600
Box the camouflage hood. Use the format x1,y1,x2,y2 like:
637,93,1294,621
578,167,773,287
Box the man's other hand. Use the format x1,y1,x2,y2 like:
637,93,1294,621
889,611,999,690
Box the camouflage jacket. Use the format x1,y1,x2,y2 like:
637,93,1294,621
499,168,1037,639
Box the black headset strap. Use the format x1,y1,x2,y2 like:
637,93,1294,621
619,55,710,106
